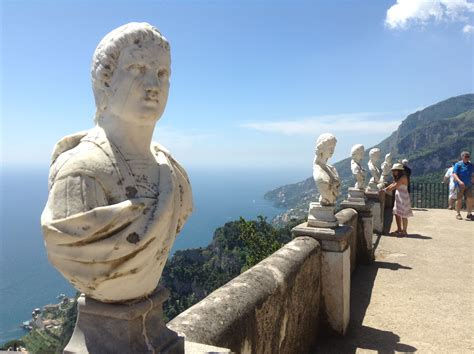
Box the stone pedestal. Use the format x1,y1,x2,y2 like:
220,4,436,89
292,223,351,335
383,190,394,234
365,190,385,234
340,201,374,264
64,287,184,354
366,182,378,192
308,202,338,228
347,187,366,203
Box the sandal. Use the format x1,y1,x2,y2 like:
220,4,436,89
456,214,463,220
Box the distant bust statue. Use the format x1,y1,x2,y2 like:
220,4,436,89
41,23,193,303
380,152,393,184
350,144,366,189
367,148,382,189
313,133,341,205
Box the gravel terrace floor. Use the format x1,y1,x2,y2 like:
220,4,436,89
315,208,474,353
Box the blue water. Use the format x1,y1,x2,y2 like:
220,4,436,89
0,166,306,344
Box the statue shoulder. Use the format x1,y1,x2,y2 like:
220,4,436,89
50,131,118,185
152,142,190,183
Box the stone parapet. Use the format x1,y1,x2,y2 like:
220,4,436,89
168,237,321,354
291,221,352,336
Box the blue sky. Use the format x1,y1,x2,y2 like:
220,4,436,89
1,0,472,173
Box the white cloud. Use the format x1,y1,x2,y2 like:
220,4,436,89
385,0,474,29
154,126,214,150
463,23,474,33
240,112,404,136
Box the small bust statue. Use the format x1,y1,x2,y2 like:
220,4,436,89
313,133,341,205
380,152,393,184
41,23,193,303
350,144,366,189
367,148,382,188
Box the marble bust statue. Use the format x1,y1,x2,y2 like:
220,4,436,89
380,152,393,184
41,23,193,303
350,144,366,189
367,148,382,190
313,133,341,205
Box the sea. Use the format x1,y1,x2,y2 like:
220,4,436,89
0,166,306,344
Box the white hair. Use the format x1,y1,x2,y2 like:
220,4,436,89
369,148,381,159
91,22,170,121
351,144,364,159
315,133,337,154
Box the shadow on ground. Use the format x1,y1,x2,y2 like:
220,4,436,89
382,233,432,240
314,235,417,353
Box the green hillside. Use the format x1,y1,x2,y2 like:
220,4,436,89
265,94,474,222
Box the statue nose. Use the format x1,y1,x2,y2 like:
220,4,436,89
146,89,159,98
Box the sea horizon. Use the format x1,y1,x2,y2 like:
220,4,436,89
0,165,307,344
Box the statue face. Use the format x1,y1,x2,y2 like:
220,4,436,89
354,148,364,162
106,40,171,125
370,150,380,162
321,142,336,161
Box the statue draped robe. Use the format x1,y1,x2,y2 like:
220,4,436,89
41,127,192,302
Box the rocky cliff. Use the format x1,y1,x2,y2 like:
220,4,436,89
265,94,474,222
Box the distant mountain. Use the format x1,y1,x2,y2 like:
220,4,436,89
265,94,474,223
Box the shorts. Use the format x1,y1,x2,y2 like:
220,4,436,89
456,185,473,200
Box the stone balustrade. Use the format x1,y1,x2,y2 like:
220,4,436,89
168,204,387,353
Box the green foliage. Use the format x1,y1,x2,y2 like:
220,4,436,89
161,216,295,321
56,294,79,351
22,328,61,353
238,216,282,271
0,339,25,351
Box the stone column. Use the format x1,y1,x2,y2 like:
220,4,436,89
64,287,184,354
292,224,351,336
365,190,385,234
340,200,374,264
383,190,394,234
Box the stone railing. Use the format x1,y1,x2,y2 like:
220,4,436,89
168,191,387,353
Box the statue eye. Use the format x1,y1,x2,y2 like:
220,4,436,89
157,69,169,79
128,64,146,75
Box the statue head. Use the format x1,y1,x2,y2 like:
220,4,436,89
351,144,365,162
384,152,392,163
315,133,337,162
91,22,171,125
369,148,381,162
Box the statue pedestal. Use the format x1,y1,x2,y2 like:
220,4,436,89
347,187,366,203
366,182,379,192
365,190,385,234
292,223,351,335
307,202,338,228
64,287,184,354
340,200,374,264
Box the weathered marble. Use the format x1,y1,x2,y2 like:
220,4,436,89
41,22,193,304
340,201,374,264
308,202,338,228
313,133,341,206
380,152,393,186
64,287,184,354
350,144,366,190
367,148,382,191
292,223,351,335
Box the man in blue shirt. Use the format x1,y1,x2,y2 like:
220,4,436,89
453,151,473,220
